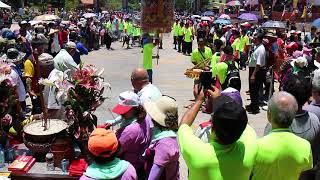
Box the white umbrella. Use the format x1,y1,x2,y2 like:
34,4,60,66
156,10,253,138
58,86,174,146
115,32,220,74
83,13,97,18
201,16,212,21
191,15,201,19
0,1,11,10
29,20,43,26
34,14,60,21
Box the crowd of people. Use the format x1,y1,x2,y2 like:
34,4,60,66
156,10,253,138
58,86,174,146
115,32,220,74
1,6,320,180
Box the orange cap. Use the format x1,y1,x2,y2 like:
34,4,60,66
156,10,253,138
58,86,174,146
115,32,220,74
88,128,119,158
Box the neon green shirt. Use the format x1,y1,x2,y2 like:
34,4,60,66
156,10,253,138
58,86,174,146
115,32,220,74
179,26,185,36
212,61,239,84
239,35,250,52
106,21,112,31
211,52,221,66
252,129,313,180
143,43,155,70
119,22,124,31
191,47,213,68
231,38,240,52
173,23,180,36
178,124,257,180
184,27,193,42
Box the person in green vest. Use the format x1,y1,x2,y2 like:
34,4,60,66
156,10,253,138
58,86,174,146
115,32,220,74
231,31,241,65
143,33,159,83
119,18,124,42
211,39,224,68
122,18,131,49
173,19,180,50
183,23,193,56
177,21,184,53
238,29,251,70
212,45,240,91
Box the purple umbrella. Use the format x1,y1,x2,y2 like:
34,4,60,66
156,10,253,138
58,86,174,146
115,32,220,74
238,13,259,21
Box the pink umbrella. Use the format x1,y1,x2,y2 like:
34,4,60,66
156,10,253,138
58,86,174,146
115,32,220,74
227,0,241,6
219,14,231,20
245,0,259,6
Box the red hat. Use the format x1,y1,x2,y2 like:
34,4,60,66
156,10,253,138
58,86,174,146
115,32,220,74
285,42,298,50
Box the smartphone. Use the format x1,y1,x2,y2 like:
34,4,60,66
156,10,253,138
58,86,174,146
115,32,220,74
200,71,212,90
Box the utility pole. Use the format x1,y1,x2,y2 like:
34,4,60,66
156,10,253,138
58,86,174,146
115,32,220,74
122,0,128,12
95,0,99,13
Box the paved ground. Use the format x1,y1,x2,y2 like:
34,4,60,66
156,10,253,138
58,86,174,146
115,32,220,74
82,35,268,178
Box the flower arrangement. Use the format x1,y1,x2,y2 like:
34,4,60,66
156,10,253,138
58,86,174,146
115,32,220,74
39,63,110,141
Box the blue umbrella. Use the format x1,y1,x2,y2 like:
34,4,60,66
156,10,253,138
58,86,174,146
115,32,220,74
312,18,320,28
213,19,231,25
203,11,214,16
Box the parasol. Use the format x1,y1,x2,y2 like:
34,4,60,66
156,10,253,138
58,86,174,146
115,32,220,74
261,20,286,29
83,13,97,18
214,19,231,25
191,15,201,19
201,16,212,21
227,0,241,6
238,13,259,21
312,18,320,28
203,11,215,16
29,20,43,26
34,14,60,21
219,14,231,20
0,1,11,10
245,0,259,5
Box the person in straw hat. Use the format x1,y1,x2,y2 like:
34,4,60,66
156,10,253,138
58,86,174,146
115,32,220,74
143,96,180,180
80,128,137,180
48,28,60,56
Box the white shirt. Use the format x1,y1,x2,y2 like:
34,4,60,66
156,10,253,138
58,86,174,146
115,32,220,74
249,44,266,68
138,83,162,105
10,69,26,102
53,49,77,75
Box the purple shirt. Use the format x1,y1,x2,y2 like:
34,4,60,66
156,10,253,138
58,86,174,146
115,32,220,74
116,115,152,171
147,137,180,180
79,163,137,180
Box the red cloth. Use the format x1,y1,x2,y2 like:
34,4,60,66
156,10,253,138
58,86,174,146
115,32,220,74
58,30,69,46
68,159,88,177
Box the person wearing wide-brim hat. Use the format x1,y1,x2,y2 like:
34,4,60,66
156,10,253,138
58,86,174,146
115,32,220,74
2,48,26,65
48,29,61,56
143,96,180,180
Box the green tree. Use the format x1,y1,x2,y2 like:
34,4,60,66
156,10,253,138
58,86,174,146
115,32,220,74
175,0,192,11
64,0,79,11
128,0,140,10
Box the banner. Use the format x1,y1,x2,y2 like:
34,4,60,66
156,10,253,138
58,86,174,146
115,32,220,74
141,0,174,33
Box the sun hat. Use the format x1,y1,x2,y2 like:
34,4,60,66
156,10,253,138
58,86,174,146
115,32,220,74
48,29,59,35
88,128,119,158
65,42,77,49
112,91,140,115
31,33,49,46
38,53,54,66
144,96,178,128
291,56,308,68
2,48,26,64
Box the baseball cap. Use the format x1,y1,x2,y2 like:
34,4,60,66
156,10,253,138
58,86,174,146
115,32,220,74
88,128,119,158
112,91,140,115
212,95,248,145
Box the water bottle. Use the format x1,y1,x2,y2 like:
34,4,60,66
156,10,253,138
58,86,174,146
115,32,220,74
45,153,55,171
0,145,5,168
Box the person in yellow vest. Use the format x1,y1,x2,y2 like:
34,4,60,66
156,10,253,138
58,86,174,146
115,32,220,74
183,23,193,56
191,38,213,99
231,31,241,66
177,22,184,53
238,29,251,70
173,19,180,50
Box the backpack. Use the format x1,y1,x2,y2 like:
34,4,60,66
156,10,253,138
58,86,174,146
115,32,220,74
222,61,241,91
